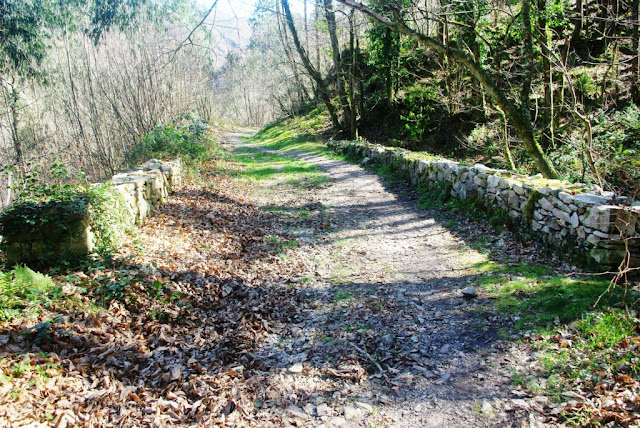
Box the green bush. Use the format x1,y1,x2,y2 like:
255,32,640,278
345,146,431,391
127,113,216,170
398,84,438,147
593,104,640,192
86,184,133,252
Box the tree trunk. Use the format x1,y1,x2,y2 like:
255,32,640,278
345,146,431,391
324,0,353,138
336,0,559,178
276,0,311,109
281,0,342,132
9,88,24,166
348,10,358,137
537,0,553,150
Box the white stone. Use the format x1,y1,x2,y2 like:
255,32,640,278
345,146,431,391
344,406,362,420
354,402,374,413
552,208,570,224
582,205,618,233
539,197,555,212
587,234,601,246
473,175,487,187
592,230,616,239
486,175,501,188
573,193,611,207
558,192,574,204
569,212,580,228
288,363,304,374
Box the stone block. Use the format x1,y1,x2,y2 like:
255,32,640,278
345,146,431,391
473,164,490,174
573,193,611,207
416,160,428,174
577,226,586,239
586,233,601,246
539,197,555,212
486,175,501,188
614,208,638,237
569,212,579,228
473,175,487,187
558,192,574,204
508,191,520,209
552,208,570,225
582,205,619,233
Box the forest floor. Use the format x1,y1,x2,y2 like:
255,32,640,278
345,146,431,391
0,127,638,427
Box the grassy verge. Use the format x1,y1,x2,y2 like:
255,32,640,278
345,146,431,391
475,261,639,425
248,108,344,159
216,146,330,189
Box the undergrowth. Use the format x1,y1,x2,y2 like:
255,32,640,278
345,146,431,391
0,165,133,263
250,108,345,161
475,260,640,424
128,112,223,173
0,266,60,321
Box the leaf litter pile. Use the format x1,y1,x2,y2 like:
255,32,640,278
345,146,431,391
0,162,334,426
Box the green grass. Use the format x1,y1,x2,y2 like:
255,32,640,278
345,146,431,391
0,352,61,389
334,288,354,301
475,260,640,421
263,235,299,255
219,146,330,188
263,206,311,219
249,109,348,161
474,261,628,330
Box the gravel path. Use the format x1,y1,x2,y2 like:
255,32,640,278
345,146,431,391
221,133,546,427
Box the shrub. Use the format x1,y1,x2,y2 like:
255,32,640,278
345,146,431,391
592,104,640,193
127,113,216,170
86,184,134,252
0,266,59,320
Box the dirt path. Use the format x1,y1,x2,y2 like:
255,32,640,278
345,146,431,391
220,133,543,427
0,131,545,427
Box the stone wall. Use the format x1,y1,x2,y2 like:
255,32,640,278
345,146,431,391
111,159,182,223
1,159,182,264
328,140,640,267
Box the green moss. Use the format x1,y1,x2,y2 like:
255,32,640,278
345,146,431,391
524,189,543,224
475,260,640,421
405,151,439,161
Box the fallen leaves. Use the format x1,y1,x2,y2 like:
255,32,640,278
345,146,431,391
0,164,315,426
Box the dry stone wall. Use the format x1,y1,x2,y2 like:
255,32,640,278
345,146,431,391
328,140,640,267
112,159,182,223
1,159,182,264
